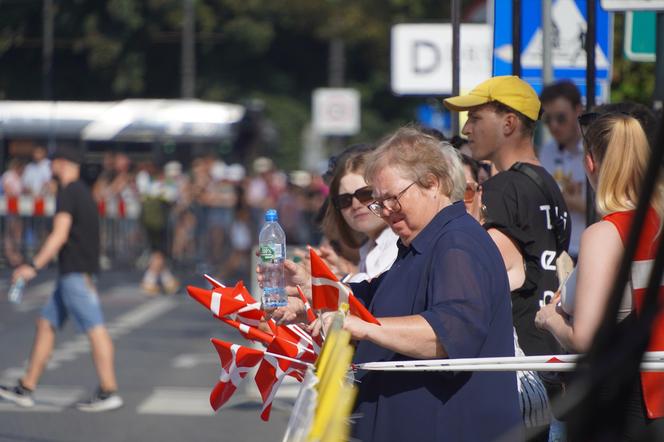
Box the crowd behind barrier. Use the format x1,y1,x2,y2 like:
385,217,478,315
0,150,328,279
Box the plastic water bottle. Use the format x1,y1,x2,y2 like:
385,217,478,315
8,277,25,304
259,209,287,308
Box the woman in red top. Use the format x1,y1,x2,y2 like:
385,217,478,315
536,113,664,436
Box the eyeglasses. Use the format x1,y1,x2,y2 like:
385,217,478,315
542,112,568,126
333,186,374,210
367,182,417,217
464,182,480,204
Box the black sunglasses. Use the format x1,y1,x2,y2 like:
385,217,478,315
333,186,374,210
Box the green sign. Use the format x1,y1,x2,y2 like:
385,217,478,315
624,11,656,62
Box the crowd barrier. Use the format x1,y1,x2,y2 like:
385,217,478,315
0,195,147,270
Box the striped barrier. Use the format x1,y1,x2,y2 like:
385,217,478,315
0,195,140,219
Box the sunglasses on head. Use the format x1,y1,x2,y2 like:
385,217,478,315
333,186,374,210
542,112,568,126
577,111,632,148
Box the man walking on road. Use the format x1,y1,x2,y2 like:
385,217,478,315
0,146,123,412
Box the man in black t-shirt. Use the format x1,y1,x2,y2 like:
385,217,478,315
444,76,571,357
0,146,123,412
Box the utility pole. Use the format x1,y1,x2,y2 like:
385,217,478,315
43,0,55,152
542,0,553,85
181,0,196,98
328,38,345,88
451,0,461,137
585,0,597,226
512,0,521,77
42,0,54,101
654,13,664,112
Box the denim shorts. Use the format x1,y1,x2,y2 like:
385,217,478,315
41,273,105,332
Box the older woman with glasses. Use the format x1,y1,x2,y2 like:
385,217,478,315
264,128,522,441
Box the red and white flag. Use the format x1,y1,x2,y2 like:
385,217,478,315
255,338,310,421
209,339,264,411
309,248,381,325
186,286,247,317
219,317,275,346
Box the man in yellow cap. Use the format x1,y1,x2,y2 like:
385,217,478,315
445,75,571,433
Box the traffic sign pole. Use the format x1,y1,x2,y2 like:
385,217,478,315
655,13,664,111
585,0,597,226
451,0,461,136
512,0,522,77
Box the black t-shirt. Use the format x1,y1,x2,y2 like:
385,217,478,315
482,163,571,356
56,180,100,275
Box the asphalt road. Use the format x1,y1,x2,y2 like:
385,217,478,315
0,269,294,442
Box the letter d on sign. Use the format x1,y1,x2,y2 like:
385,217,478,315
413,41,440,74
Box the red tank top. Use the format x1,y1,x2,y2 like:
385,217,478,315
604,208,664,419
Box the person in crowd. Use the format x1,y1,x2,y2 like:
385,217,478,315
0,146,123,412
444,75,570,354
319,143,399,283
461,154,485,221
2,158,26,267
535,114,664,439
21,145,52,196
205,160,237,266
462,153,551,433
167,160,197,265
444,76,571,440
264,128,522,441
539,81,586,258
136,161,179,295
277,171,310,245
246,156,278,232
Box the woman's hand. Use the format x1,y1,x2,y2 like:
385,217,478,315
265,296,309,325
535,293,565,331
256,257,311,298
309,311,371,341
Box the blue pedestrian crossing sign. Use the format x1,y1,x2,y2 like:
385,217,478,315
493,0,612,102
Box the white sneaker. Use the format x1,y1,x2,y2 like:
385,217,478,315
0,383,35,408
76,388,123,412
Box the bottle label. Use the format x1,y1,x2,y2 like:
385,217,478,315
259,244,283,262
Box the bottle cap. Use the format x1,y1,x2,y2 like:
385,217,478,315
265,209,278,222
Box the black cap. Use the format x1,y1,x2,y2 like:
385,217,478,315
50,146,83,164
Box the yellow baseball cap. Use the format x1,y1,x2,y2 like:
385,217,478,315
443,76,541,121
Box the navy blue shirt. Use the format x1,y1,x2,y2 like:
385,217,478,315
350,202,521,442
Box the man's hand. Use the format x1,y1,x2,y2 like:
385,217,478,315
12,264,37,283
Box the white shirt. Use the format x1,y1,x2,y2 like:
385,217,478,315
22,159,51,195
347,227,399,283
538,138,586,256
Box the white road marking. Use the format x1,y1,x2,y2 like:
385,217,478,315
172,353,218,369
137,387,217,416
1,297,177,377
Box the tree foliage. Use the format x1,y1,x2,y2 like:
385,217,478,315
0,1,657,168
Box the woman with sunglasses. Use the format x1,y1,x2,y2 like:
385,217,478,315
319,145,399,282
535,114,664,438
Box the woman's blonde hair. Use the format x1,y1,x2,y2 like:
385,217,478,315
364,126,465,202
584,114,664,229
